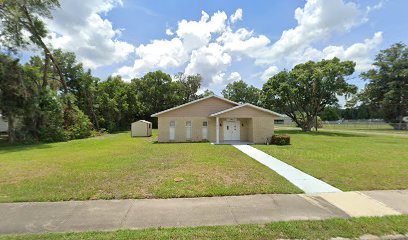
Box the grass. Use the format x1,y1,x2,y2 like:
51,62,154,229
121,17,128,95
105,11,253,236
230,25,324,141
0,131,300,203
256,130,408,191
1,215,407,240
321,124,408,134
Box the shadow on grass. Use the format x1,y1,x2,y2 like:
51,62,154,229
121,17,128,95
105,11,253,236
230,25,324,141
275,129,368,138
0,141,54,154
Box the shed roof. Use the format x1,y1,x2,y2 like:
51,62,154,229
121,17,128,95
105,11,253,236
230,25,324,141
134,120,152,124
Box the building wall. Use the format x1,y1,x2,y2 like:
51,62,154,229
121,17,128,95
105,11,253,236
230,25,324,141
158,117,211,142
158,97,237,118
155,98,277,143
158,117,254,143
252,117,275,144
215,105,274,118
131,121,152,137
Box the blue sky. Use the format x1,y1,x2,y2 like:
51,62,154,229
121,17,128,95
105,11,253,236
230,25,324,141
45,0,407,94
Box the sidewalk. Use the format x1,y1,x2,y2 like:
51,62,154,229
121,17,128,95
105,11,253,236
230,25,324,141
0,190,407,234
233,144,341,193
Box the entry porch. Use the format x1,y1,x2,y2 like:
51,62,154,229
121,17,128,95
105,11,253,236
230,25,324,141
212,117,254,144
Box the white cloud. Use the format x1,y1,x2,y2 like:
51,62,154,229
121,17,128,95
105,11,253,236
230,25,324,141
321,31,383,71
166,28,174,36
46,0,134,69
185,43,232,86
230,9,243,23
117,38,188,78
217,28,270,57
116,0,383,87
176,11,228,51
228,72,241,82
261,66,279,81
255,0,366,65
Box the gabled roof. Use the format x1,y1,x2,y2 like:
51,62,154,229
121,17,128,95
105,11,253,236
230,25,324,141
135,120,152,124
210,103,285,117
151,95,240,117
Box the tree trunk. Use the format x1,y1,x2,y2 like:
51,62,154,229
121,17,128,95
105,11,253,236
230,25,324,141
7,114,16,144
392,122,407,130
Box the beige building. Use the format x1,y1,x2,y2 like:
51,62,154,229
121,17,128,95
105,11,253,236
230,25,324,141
151,95,283,144
131,120,152,137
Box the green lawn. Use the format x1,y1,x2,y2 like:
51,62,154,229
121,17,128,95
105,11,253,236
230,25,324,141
1,216,407,240
256,130,408,191
321,124,408,135
0,131,300,203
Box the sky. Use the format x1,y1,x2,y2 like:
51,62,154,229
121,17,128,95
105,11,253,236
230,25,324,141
43,0,407,94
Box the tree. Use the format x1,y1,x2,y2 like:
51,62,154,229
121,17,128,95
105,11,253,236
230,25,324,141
133,71,181,118
200,89,215,97
320,106,340,121
222,80,261,105
95,76,130,132
0,55,26,143
262,58,356,131
0,0,68,95
174,73,202,103
360,43,408,130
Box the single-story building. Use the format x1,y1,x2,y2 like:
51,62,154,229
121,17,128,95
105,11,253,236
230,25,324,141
151,95,284,144
131,120,152,137
274,114,294,125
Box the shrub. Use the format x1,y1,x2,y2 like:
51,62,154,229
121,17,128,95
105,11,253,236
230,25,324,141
270,134,290,145
64,106,93,140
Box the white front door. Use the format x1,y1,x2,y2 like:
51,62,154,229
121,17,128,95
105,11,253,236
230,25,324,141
223,119,240,141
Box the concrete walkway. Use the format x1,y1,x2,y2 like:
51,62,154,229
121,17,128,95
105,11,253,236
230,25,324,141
233,145,341,193
0,190,406,234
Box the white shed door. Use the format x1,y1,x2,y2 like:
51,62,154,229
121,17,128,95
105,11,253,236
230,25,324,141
169,121,175,140
223,119,240,141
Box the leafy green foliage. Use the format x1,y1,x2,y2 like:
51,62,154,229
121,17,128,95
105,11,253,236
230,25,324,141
269,134,290,145
320,106,341,121
360,43,408,129
222,80,261,105
262,58,356,131
0,54,26,143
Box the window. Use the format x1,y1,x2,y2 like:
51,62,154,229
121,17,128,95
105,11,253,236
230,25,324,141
202,121,208,140
186,121,192,139
169,121,176,140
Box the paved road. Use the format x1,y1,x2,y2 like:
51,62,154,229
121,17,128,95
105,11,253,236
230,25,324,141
234,144,341,193
0,190,406,234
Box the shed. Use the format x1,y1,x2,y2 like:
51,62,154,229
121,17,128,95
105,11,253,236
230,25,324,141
131,120,152,137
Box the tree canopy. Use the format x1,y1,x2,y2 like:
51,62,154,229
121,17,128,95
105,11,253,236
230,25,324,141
222,80,261,105
262,58,356,131
360,43,408,129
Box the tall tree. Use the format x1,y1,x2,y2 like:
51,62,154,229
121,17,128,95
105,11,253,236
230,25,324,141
133,70,181,117
262,58,356,131
0,55,26,143
174,73,202,103
360,43,408,130
0,0,68,95
222,80,261,105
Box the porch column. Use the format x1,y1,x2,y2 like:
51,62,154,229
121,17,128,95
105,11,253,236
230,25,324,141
216,117,219,144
